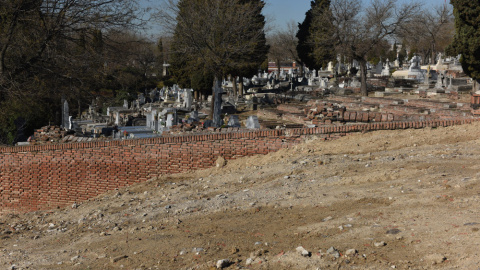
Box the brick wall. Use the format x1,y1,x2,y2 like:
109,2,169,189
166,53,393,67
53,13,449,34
0,118,478,214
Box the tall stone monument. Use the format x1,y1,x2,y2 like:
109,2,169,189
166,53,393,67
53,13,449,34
62,100,69,130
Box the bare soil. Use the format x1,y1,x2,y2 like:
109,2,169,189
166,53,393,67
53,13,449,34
2,122,480,269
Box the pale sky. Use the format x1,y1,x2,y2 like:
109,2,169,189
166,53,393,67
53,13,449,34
264,0,450,31
140,0,450,36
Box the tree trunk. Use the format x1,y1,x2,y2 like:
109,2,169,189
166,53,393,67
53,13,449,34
298,63,304,77
232,76,238,97
212,76,223,127
359,59,368,96
77,99,82,119
276,59,281,75
239,77,244,96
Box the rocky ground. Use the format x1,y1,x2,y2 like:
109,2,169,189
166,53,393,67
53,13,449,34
2,121,480,269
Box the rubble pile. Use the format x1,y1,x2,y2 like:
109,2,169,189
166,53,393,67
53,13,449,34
304,102,346,125
29,126,67,144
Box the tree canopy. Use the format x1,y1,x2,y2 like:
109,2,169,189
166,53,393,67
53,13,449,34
166,0,269,125
0,0,146,144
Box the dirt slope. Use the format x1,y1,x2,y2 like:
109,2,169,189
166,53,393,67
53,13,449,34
2,122,480,269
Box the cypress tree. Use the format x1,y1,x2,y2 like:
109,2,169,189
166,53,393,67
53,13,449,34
297,0,334,70
447,0,480,84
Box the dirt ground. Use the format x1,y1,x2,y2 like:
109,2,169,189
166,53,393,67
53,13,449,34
2,121,480,269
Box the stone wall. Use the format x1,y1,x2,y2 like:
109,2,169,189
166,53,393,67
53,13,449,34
0,119,478,214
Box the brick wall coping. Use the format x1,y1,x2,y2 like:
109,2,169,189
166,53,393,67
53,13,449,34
1,118,478,154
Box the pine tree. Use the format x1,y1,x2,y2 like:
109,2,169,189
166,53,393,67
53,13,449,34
447,0,480,86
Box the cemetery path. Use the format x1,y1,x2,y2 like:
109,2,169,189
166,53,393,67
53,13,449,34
2,122,480,269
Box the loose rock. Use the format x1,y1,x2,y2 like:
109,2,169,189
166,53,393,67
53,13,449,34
386,229,401,235
296,246,311,257
327,247,340,258
216,157,227,168
345,249,357,256
110,255,128,263
216,259,230,269
425,254,446,265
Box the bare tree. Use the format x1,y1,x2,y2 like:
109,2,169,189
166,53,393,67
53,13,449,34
0,0,145,144
399,4,454,64
317,0,421,96
268,21,300,75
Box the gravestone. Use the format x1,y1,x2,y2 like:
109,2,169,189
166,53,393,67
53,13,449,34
203,120,214,128
375,61,383,75
408,55,425,82
153,112,159,132
185,89,193,109
350,77,361,88
138,94,146,105
123,100,129,109
435,53,444,70
213,81,223,127
166,114,174,127
227,115,241,127
308,78,314,86
146,112,152,128
447,75,454,90
320,79,328,88
190,111,199,122
381,59,391,76
62,100,69,130
246,115,260,129
327,62,334,72
436,71,445,88
115,111,120,126
164,88,169,100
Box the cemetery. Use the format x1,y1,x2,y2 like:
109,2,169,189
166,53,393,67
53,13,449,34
1,51,479,215
4,0,480,269
25,53,478,147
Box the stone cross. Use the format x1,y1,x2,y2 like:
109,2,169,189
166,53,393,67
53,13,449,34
436,71,444,89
